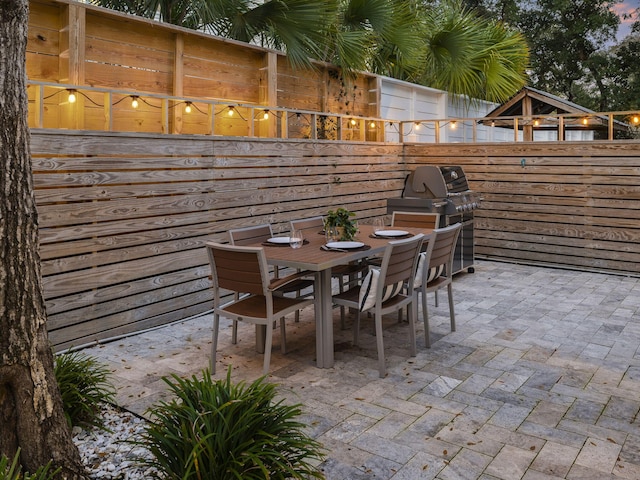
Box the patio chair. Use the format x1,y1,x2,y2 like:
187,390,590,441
229,224,314,335
205,242,316,375
391,210,444,307
332,234,424,377
290,216,368,329
416,223,462,348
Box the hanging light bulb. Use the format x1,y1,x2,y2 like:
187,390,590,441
67,89,77,104
582,117,588,125
131,96,139,109
414,122,421,130
369,121,376,128
633,115,639,124
534,119,540,126
227,106,235,116
263,109,269,120
450,121,457,129
350,118,357,126
185,102,192,114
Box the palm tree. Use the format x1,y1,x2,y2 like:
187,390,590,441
418,0,529,103
315,0,424,79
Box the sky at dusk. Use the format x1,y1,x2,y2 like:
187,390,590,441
612,0,639,40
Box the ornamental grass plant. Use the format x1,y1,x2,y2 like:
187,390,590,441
54,350,116,429
136,367,326,479
0,449,59,480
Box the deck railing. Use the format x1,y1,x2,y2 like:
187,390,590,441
27,81,400,142
29,81,640,143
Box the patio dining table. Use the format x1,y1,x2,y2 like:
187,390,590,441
253,224,432,369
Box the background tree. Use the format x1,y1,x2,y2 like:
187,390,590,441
517,0,619,104
461,0,639,111
0,0,87,477
607,26,640,111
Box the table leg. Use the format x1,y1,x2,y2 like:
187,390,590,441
315,269,334,368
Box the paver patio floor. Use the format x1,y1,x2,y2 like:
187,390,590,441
81,260,640,479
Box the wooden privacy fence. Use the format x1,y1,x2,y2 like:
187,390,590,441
31,130,640,350
405,141,640,274
32,131,406,350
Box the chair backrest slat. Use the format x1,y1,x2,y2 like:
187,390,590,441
290,216,324,232
430,223,462,273
229,224,273,246
392,211,440,230
206,242,267,296
379,234,424,289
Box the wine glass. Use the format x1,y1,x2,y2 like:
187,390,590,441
373,217,385,235
290,229,304,249
325,226,340,243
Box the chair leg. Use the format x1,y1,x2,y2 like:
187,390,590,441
338,277,346,329
211,313,220,374
352,310,361,346
435,290,439,307
232,321,238,344
232,293,239,344
263,321,274,375
447,284,456,332
280,318,287,354
408,299,417,357
374,310,386,378
422,291,431,348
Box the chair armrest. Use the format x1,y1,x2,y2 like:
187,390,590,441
268,270,314,291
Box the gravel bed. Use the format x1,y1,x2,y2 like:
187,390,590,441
72,404,160,479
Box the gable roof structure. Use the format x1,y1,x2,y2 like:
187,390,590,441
482,86,627,141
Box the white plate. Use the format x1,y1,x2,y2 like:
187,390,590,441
375,230,409,237
326,241,364,249
267,237,292,244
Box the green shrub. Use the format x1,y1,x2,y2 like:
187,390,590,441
136,367,325,479
54,350,116,429
0,449,60,480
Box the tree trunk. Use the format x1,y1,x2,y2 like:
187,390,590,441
0,0,87,477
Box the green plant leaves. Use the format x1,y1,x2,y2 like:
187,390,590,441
134,367,325,479
54,350,116,429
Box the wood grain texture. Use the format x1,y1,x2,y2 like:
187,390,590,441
32,132,405,349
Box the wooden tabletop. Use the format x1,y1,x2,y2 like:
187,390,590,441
259,225,431,271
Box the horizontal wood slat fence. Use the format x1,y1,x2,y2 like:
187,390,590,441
31,130,640,350
405,141,640,275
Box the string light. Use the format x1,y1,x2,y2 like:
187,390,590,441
131,96,139,109
414,122,421,130
533,119,540,126
450,121,457,130
227,106,235,116
633,115,639,124
369,121,376,128
582,117,588,125
263,109,269,120
184,102,192,114
67,89,77,104
350,118,357,126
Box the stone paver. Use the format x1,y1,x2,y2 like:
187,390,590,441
81,260,640,479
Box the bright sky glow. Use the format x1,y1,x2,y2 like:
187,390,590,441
612,1,639,39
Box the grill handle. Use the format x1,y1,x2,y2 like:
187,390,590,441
432,201,448,208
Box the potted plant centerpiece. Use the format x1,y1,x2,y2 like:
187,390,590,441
324,207,358,241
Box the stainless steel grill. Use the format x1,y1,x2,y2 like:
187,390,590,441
387,165,480,274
